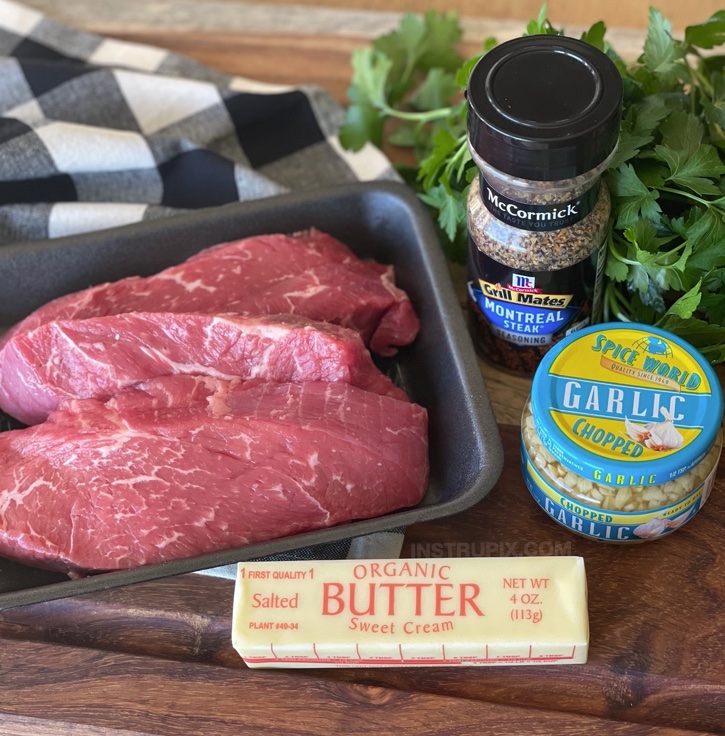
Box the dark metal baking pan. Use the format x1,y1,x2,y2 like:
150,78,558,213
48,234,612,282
0,181,504,610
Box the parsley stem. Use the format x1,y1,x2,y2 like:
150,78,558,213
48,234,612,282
380,104,454,123
689,66,697,115
691,64,714,97
443,137,470,179
658,186,716,208
608,233,639,266
604,283,633,322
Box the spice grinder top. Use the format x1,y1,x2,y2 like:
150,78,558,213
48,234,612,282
467,35,623,181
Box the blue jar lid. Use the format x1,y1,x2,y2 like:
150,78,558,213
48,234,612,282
531,323,723,486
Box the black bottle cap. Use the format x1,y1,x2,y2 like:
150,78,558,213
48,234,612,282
467,35,623,181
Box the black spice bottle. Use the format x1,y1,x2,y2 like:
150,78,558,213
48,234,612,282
465,35,623,375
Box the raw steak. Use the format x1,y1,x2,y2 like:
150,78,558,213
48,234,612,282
0,376,428,572
1,229,419,356
0,312,406,425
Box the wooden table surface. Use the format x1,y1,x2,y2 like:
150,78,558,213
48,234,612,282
2,427,724,735
3,2,725,734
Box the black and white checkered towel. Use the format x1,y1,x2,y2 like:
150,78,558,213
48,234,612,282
0,0,398,244
0,0,407,570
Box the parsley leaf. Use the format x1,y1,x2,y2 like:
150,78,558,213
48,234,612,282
339,49,392,150
661,280,702,319
659,111,703,155
608,164,662,229
340,6,725,362
409,68,459,111
581,21,606,51
634,95,671,136
525,3,562,36
685,216,725,276
642,8,687,84
655,143,725,195
685,11,725,49
657,316,725,361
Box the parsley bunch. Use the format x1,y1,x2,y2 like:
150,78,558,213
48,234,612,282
340,6,725,364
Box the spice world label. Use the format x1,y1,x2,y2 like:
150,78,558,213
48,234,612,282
533,324,723,485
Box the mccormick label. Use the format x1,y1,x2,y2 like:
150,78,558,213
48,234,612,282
232,558,589,668
480,176,599,231
467,241,605,350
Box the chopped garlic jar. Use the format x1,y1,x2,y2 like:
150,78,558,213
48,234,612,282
521,323,723,542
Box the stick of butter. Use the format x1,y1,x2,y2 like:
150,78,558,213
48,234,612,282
232,556,588,668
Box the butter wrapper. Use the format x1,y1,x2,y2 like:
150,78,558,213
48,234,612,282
232,556,588,668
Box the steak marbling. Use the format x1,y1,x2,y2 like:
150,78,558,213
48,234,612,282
0,230,419,356
0,376,428,572
0,313,406,425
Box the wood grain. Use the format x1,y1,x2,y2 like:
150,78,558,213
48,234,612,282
1,4,724,732
220,0,722,31
115,30,362,104
2,426,724,733
21,0,652,40
21,0,652,87
0,637,705,736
